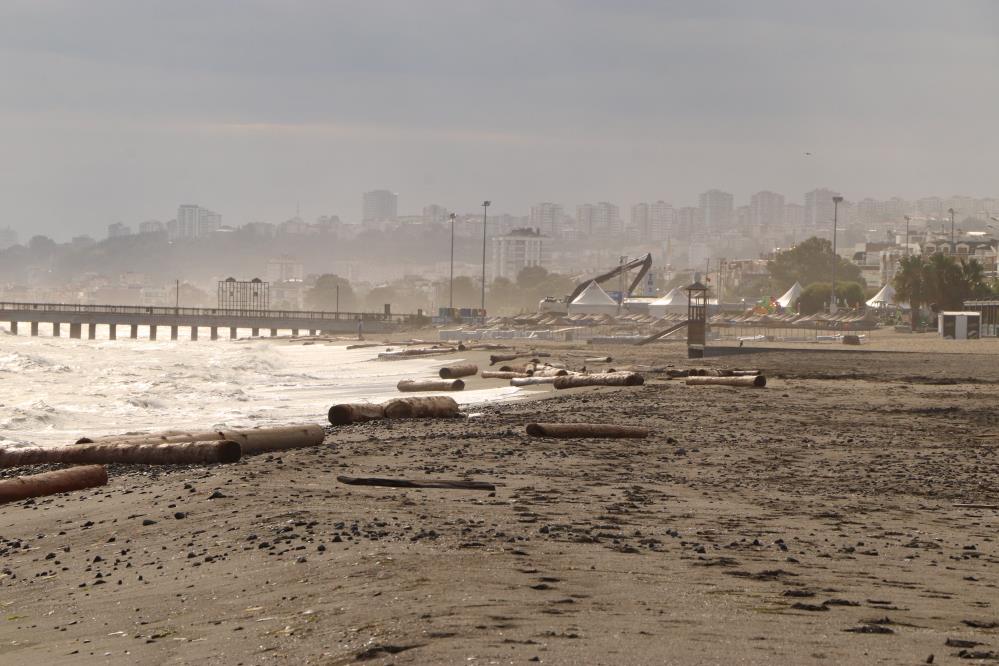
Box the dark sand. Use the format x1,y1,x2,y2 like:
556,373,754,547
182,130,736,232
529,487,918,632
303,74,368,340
0,339,997,664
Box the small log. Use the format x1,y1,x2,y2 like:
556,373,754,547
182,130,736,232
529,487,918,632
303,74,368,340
337,475,495,491
439,364,478,379
383,396,460,419
553,373,645,389
490,353,521,365
345,343,382,350
397,379,465,392
0,440,240,467
531,366,569,377
511,376,557,386
953,503,999,509
328,403,386,425
499,363,535,374
378,348,453,359
584,356,613,363
526,423,650,438
481,371,529,379
220,425,327,456
78,425,326,457
0,465,108,504
686,375,767,388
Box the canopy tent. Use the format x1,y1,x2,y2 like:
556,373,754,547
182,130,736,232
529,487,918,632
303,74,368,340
866,283,906,309
776,282,803,309
648,287,688,318
568,280,620,316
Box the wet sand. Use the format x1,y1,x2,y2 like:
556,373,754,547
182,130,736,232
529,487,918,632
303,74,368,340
0,337,997,664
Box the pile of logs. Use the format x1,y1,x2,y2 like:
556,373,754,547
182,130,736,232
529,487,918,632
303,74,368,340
329,396,460,425
0,424,328,505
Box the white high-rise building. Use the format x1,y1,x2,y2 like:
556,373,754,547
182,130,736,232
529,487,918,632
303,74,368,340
176,205,200,239
198,209,222,236
491,228,550,281
630,203,649,240
804,188,842,235
698,189,734,232
530,202,563,238
750,191,785,230
362,189,398,223
648,201,674,242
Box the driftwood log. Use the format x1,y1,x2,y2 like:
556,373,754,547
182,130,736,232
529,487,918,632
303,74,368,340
328,403,387,425
383,396,460,419
0,440,241,467
531,366,569,377
525,423,650,438
490,353,521,365
511,376,558,386
76,425,325,457
439,364,478,379
553,372,645,389
685,375,767,388
337,475,495,491
397,379,465,392
481,371,530,379
0,465,108,504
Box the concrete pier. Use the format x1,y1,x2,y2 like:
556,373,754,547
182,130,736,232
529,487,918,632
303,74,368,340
0,301,409,342
109,324,117,340
252,327,260,337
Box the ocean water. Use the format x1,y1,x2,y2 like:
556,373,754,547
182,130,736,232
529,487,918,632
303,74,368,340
0,325,519,448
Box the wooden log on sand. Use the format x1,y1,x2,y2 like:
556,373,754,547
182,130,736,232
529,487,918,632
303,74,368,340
481,371,530,379
337,475,495,491
383,396,461,419
499,364,535,374
585,356,613,363
531,366,569,377
553,373,645,389
686,375,767,388
76,425,326,457
328,403,387,425
378,348,453,359
525,423,650,438
439,364,478,379
511,376,557,386
490,353,521,365
0,440,241,467
397,379,465,392
0,465,108,504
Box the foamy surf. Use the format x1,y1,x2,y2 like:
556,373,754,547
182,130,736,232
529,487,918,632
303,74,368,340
0,334,522,448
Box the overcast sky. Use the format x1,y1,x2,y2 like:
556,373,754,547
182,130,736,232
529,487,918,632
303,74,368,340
2,1,998,239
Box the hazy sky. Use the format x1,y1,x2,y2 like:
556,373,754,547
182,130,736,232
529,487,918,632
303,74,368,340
2,1,998,239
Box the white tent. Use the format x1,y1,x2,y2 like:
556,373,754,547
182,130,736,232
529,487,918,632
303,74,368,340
648,287,689,318
866,284,902,308
568,281,620,316
776,282,803,309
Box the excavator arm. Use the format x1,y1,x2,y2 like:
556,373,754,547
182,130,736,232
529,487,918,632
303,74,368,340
566,253,653,303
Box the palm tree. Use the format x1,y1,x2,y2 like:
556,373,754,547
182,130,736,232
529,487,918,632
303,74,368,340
893,255,928,329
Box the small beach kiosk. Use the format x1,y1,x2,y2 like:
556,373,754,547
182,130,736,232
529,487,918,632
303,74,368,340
938,311,981,340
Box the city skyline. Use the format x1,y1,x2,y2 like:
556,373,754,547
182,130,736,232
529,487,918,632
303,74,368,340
2,2,997,239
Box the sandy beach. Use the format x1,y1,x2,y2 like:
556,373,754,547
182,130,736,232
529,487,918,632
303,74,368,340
0,334,997,665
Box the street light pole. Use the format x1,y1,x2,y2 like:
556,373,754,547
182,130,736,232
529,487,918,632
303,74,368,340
831,195,843,314
949,207,956,246
480,201,490,315
449,212,456,312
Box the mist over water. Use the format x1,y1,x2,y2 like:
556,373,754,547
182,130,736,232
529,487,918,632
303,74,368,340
0,330,518,449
